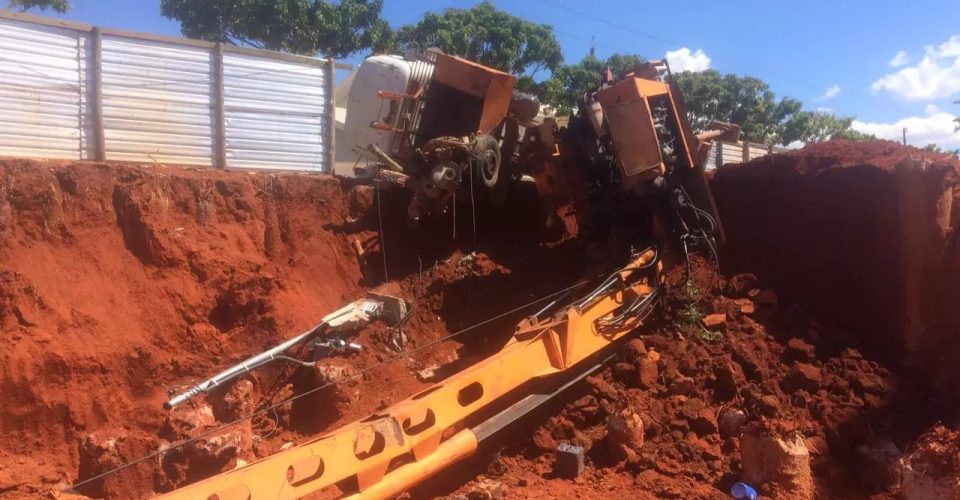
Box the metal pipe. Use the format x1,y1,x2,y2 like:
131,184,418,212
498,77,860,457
365,144,406,173
342,430,478,500
164,324,324,409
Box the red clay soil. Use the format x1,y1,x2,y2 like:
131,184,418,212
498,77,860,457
417,141,960,500
5,140,960,500
710,140,960,392
0,158,586,499
0,159,367,497
438,256,943,499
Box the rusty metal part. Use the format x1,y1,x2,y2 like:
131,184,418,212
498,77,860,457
375,168,409,186
431,53,515,135
696,122,741,144
364,144,406,173
163,295,406,410
155,250,660,500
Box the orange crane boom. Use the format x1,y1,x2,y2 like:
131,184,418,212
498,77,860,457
156,249,662,500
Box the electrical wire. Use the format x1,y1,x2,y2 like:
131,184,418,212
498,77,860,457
375,179,389,282
66,274,602,492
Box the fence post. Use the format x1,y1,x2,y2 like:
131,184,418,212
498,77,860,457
324,57,336,173
213,42,227,169
716,141,724,166
90,27,106,161
741,141,750,163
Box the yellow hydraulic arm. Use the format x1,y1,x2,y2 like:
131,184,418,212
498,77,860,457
157,249,661,500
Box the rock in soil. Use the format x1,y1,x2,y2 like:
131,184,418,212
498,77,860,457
606,409,644,461
780,363,822,393
718,408,747,438
636,349,660,389
703,313,727,327
741,429,813,499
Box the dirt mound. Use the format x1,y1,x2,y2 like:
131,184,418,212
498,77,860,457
711,140,959,388
442,256,940,499
0,159,585,498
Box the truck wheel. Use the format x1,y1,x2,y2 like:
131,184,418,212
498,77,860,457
472,134,501,189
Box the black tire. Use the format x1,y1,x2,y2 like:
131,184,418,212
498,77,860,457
471,134,501,189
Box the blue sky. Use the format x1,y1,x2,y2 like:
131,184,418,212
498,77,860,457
45,0,960,147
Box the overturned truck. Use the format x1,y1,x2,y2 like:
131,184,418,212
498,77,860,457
153,54,733,499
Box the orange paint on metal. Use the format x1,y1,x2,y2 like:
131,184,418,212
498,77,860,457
342,430,478,500
430,53,515,135
156,251,658,500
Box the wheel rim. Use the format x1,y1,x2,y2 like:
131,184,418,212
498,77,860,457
480,149,498,183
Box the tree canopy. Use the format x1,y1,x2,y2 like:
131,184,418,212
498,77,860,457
674,70,801,144
7,0,68,13
518,53,646,115
159,0,391,58
394,2,562,77
674,70,873,145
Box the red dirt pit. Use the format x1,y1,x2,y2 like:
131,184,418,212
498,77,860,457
0,158,584,498
2,138,960,500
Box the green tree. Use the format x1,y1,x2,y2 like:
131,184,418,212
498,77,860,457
395,2,562,77
675,70,874,145
527,53,646,115
674,70,803,144
159,0,390,57
781,110,876,144
7,0,68,12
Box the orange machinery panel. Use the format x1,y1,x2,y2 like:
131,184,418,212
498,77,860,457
601,94,663,179
595,77,671,107
595,76,699,181
431,53,516,135
595,77,671,180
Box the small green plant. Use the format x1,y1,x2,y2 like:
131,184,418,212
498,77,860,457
678,281,722,342
678,281,704,324
699,327,723,342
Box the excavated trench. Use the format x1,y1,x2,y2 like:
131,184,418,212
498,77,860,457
1,139,959,499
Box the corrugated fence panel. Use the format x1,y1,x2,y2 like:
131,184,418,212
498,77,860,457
101,34,214,165
0,17,85,159
748,145,769,160
719,142,743,164
704,142,718,170
223,52,328,171
0,13,336,171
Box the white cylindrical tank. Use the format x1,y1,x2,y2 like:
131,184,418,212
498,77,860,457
344,55,413,164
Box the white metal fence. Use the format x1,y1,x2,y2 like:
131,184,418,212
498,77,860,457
0,10,341,172
703,140,792,169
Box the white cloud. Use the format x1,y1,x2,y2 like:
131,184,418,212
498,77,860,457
665,48,711,73
889,50,910,67
871,35,960,100
814,84,841,102
852,112,960,148
925,103,940,115
816,106,834,113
